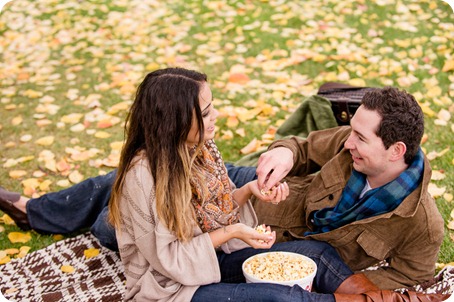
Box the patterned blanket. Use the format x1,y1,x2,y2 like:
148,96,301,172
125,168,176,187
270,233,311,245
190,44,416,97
0,232,453,301
0,233,125,302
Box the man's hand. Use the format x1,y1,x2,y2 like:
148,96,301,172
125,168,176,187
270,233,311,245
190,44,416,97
256,147,294,191
248,180,289,205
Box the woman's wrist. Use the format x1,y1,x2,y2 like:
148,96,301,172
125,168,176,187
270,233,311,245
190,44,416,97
224,223,239,240
232,183,253,206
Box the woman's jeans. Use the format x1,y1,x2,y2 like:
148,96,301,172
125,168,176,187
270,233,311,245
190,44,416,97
26,163,257,251
192,240,353,302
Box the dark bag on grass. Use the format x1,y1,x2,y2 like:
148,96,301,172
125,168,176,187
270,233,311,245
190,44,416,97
317,82,377,125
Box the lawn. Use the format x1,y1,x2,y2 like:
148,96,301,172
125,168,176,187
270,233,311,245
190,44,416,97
0,0,453,267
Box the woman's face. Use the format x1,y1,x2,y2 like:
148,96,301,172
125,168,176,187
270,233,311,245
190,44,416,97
186,82,218,146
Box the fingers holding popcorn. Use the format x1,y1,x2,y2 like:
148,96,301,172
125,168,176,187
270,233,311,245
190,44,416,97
249,224,276,248
261,182,289,205
248,180,289,205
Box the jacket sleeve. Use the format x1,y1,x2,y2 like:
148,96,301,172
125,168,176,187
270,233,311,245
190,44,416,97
269,126,351,177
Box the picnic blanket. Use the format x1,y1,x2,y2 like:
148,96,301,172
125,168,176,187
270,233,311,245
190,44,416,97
0,232,453,301
0,233,125,302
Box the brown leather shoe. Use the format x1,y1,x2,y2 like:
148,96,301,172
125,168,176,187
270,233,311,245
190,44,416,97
0,195,31,230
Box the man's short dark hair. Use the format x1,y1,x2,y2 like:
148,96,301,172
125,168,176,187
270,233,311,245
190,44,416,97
361,87,424,165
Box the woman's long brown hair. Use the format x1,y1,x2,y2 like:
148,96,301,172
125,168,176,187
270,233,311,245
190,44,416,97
109,67,208,241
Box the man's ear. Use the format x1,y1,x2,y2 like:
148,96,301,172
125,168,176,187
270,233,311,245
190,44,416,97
390,142,407,162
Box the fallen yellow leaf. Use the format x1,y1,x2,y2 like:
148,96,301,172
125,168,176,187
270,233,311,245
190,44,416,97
56,179,70,187
428,183,446,198
8,232,32,244
94,131,111,138
442,59,454,72
4,248,19,255
70,123,85,132
11,116,23,126
17,246,31,258
84,248,100,259
420,103,436,117
20,134,33,142
0,255,11,265
431,170,446,181
68,170,84,184
349,78,366,87
17,156,35,163
53,234,65,241
228,73,250,84
61,265,75,274
235,128,246,137
22,89,43,98
60,113,83,124
39,180,52,191
1,214,16,226
9,170,27,179
221,130,234,140
97,120,113,129
35,136,55,146
56,159,71,172
107,101,130,115
448,220,454,230
240,138,259,154
110,141,124,151
226,116,239,128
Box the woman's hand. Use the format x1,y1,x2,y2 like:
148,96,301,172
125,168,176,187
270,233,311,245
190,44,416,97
210,223,275,248
234,224,276,249
248,180,289,205
216,223,276,249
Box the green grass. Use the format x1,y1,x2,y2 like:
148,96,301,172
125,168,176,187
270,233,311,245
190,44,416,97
0,0,453,267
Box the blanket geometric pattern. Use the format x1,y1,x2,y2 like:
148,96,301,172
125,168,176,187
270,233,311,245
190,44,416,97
0,233,125,302
0,233,453,301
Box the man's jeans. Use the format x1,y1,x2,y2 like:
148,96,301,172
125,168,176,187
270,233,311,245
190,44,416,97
26,164,257,251
192,240,352,301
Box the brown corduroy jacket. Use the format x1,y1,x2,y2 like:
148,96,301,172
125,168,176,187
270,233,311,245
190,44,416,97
252,126,444,290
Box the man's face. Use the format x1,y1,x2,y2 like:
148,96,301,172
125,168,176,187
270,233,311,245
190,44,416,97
344,106,394,181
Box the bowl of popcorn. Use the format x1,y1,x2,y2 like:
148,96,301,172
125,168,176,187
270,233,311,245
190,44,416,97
242,251,317,291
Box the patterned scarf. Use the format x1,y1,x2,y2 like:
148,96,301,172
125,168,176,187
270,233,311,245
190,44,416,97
190,140,240,233
307,148,424,235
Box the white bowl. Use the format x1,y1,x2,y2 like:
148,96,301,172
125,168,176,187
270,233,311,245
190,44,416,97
242,251,317,291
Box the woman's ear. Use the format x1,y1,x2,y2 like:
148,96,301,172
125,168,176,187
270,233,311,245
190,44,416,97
390,142,407,162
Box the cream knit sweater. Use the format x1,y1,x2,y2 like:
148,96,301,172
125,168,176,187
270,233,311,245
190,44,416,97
116,154,257,301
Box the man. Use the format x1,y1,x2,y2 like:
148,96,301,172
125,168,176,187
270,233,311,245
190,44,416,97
0,87,444,291
253,87,444,289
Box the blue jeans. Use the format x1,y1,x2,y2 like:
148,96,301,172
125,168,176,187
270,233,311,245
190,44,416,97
192,240,352,301
26,164,257,251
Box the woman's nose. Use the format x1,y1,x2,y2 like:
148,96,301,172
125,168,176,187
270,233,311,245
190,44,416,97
212,109,219,120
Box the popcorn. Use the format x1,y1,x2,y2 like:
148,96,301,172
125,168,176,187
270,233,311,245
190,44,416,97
260,188,272,196
255,224,271,243
243,252,315,282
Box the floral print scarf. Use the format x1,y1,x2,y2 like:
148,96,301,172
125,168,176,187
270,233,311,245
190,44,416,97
190,140,240,233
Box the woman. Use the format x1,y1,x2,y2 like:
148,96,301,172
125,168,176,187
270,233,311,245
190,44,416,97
108,67,446,302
